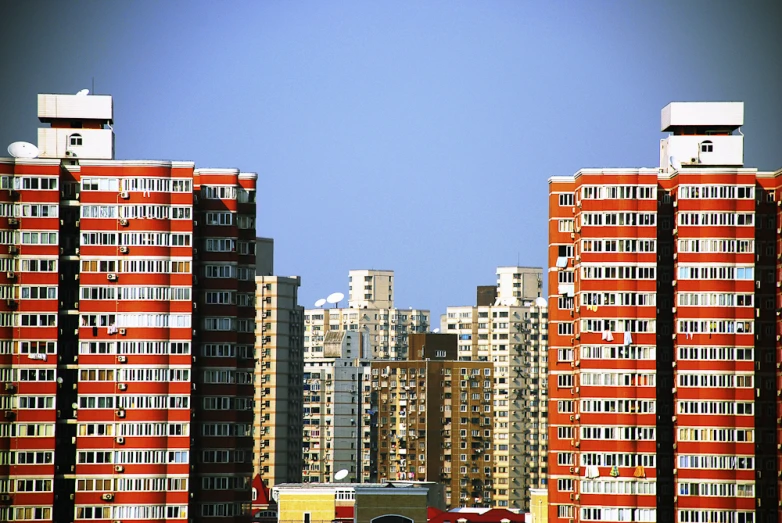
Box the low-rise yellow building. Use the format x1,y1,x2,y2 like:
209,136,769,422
529,488,547,523
273,482,439,523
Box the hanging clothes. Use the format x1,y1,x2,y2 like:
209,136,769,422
634,465,645,478
610,465,619,477
605,331,614,342
623,331,633,346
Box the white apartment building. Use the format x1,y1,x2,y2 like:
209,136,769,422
302,331,363,482
440,266,548,511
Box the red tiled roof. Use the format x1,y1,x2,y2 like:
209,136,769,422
428,507,445,519
428,508,526,523
251,475,271,507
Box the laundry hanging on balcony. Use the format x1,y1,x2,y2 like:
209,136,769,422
601,331,614,342
623,331,633,346
634,465,645,478
584,465,600,479
610,465,619,477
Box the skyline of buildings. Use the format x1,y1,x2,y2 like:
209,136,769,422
3,90,782,523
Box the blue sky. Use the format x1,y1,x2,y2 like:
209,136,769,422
1,1,780,317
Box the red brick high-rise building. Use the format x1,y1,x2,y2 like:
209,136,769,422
0,93,257,521
548,102,781,523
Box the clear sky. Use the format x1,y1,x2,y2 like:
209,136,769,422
1,1,780,318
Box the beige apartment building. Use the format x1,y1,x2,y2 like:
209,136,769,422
254,274,305,489
370,334,495,509
440,266,548,511
305,270,429,360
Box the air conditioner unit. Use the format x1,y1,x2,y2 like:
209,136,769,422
575,414,580,420
569,493,574,500
101,493,114,501
574,441,580,448
6,272,14,280
119,246,129,254
120,191,129,199
107,273,118,281
75,247,80,254
0,495,10,502
119,219,129,226
117,383,127,391
3,383,14,392
672,228,678,235
569,415,574,421
8,218,18,226
114,465,124,473
116,409,126,418
119,328,126,336
8,245,18,255
570,233,575,239
117,356,127,363
116,436,125,445
569,467,574,473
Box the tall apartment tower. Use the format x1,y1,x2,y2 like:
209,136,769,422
254,274,304,489
0,92,257,522
548,102,781,523
301,331,361,482
305,270,429,360
370,334,495,509
441,266,548,510
349,269,394,309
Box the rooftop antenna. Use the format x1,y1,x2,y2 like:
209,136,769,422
92,76,95,95
326,292,345,309
314,298,326,308
7,142,39,159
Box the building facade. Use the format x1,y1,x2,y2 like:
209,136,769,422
0,92,256,522
302,331,362,483
305,270,429,360
441,267,548,510
548,102,781,523
254,275,304,489
371,335,495,509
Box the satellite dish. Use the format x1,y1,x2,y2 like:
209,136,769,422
535,297,547,308
76,89,90,96
326,292,345,305
334,469,349,481
670,156,682,171
314,298,326,308
432,328,440,333
7,141,39,159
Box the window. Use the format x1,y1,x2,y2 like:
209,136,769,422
70,134,83,146
700,140,713,153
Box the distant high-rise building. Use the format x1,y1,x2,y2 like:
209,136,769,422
0,92,256,522
441,266,548,510
305,270,429,360
370,334,495,509
548,102,781,523
348,269,394,309
301,331,361,483
254,275,304,489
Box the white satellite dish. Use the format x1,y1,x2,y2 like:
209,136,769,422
326,292,345,305
432,328,440,333
7,141,39,159
670,156,682,171
76,89,90,96
334,469,349,481
535,297,547,308
314,298,327,308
